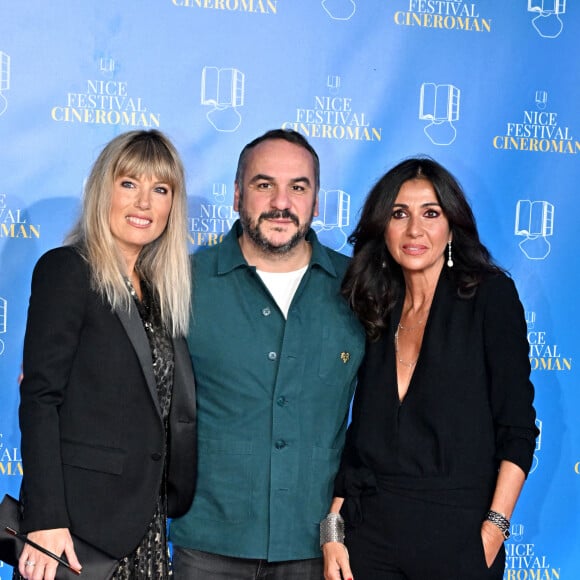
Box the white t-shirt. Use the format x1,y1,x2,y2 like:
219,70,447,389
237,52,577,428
256,265,308,319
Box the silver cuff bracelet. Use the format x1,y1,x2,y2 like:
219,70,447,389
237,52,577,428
320,512,345,547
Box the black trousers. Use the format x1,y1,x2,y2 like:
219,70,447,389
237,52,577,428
344,490,505,580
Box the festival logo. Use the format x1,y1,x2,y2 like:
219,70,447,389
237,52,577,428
188,183,238,248
51,59,161,127
527,310,572,372
419,82,460,146
98,56,115,78
525,312,543,476
201,66,245,132
311,188,351,252
211,183,226,204
529,418,542,475
171,0,278,14
0,296,6,356
0,194,40,240
0,433,23,478
504,522,560,578
327,75,341,94
321,0,356,20
514,199,554,260
535,90,548,110
493,91,579,154
525,310,536,330
0,51,10,116
393,0,492,32
528,0,566,39
282,75,382,142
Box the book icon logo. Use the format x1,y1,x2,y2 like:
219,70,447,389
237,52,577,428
0,52,11,116
419,82,460,146
201,66,245,132
514,200,554,260
528,0,566,38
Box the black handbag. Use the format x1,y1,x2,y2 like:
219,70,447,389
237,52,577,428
0,494,118,579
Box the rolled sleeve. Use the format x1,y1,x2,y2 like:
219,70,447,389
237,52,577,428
483,275,539,476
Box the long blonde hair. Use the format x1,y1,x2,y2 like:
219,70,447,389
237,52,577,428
66,130,191,337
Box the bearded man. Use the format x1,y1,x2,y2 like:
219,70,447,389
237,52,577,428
170,129,365,579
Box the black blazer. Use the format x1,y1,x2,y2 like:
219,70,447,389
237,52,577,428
18,247,197,558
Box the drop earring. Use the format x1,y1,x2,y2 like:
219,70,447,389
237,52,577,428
447,241,454,268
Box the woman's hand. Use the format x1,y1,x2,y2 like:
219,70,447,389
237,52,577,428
18,528,81,580
480,520,504,568
323,541,353,580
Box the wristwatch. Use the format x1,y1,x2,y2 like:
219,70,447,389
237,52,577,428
486,510,510,540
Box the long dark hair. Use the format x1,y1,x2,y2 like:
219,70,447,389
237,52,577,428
341,156,503,340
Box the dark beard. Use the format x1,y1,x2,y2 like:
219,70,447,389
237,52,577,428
239,206,313,255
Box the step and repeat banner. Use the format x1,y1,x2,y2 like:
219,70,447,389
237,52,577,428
1,1,578,577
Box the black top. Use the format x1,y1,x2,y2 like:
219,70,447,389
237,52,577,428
335,270,538,511
112,280,174,577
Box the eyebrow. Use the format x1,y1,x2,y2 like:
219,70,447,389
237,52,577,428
393,202,441,208
119,174,170,186
249,174,312,187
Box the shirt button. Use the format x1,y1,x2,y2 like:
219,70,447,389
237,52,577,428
277,396,287,407
262,307,271,316
151,452,162,461
268,351,277,361
275,440,287,450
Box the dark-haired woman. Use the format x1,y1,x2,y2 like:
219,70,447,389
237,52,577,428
322,157,538,580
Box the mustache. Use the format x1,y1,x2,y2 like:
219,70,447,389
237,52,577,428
258,209,299,226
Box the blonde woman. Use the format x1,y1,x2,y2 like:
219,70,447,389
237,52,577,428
15,130,196,579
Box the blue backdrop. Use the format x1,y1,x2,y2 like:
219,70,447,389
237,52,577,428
1,1,578,577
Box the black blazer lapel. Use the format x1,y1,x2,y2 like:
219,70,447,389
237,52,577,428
115,302,161,415
167,336,197,517
172,338,196,422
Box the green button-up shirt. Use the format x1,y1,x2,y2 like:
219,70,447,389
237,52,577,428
170,221,365,561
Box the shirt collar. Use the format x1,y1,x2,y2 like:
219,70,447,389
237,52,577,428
216,220,339,278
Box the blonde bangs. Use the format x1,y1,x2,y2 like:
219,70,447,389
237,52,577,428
113,137,181,191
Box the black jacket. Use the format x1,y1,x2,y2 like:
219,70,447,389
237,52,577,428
18,246,197,558
335,270,538,510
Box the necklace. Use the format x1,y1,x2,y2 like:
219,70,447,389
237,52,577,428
394,328,418,368
397,319,425,332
